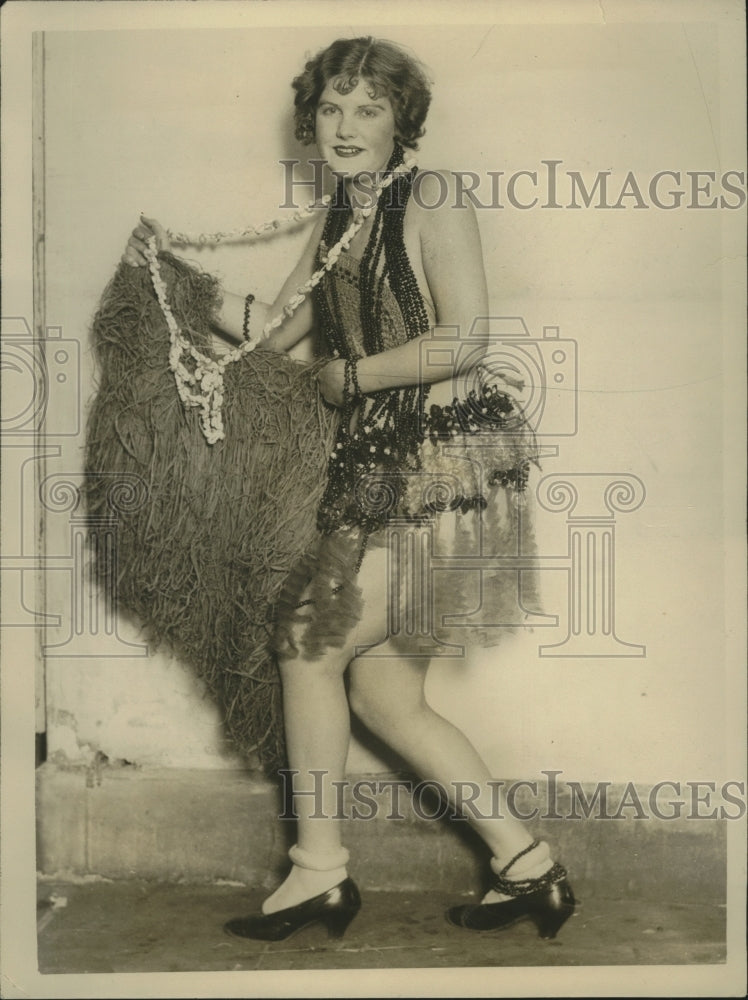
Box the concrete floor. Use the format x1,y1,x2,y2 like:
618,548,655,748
37,877,726,974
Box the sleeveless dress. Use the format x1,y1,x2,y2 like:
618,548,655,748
273,188,542,660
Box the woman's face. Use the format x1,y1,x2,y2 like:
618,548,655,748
315,77,396,179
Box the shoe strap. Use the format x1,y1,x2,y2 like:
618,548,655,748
491,839,567,897
490,860,567,897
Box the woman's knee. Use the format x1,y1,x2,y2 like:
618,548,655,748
347,649,427,728
277,645,352,685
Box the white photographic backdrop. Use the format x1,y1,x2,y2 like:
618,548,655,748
35,19,741,783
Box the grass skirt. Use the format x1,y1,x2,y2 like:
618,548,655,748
84,254,337,771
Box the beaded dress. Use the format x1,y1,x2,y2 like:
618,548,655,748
273,152,541,660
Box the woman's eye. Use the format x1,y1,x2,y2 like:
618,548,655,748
319,106,337,116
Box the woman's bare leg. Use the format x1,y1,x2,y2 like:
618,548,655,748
345,508,553,892
261,647,353,913
348,645,537,865
263,544,393,913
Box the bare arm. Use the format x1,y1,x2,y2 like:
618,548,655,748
214,212,328,352
123,212,328,354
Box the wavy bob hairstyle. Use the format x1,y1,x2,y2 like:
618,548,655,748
292,37,432,149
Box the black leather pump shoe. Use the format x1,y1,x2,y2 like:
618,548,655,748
224,877,361,942
447,841,576,939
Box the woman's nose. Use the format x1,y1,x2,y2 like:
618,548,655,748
336,114,356,139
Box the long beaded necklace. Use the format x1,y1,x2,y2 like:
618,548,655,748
144,152,417,444
314,144,433,558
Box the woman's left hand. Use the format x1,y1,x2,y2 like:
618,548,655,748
316,359,347,407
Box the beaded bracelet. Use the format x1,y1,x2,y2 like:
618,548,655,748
343,359,353,403
350,357,363,398
344,358,363,402
242,293,255,342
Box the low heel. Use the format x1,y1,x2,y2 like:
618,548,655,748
324,908,358,939
533,902,575,940
447,866,577,937
224,877,361,942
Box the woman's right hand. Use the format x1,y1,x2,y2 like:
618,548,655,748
122,215,170,267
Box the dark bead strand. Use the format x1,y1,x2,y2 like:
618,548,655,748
359,206,387,356
349,358,362,398
372,266,388,355
384,169,431,338
242,293,255,341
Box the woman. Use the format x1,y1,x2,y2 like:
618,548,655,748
124,36,575,943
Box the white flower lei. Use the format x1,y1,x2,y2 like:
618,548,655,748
146,155,416,444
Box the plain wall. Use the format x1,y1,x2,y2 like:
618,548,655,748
39,19,742,782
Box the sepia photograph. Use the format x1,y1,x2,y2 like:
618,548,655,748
1,1,745,997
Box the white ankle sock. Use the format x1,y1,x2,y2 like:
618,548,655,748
261,844,349,915
481,840,553,905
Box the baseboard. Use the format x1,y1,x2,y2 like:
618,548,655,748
36,763,728,902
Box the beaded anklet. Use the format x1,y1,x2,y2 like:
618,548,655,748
489,841,567,898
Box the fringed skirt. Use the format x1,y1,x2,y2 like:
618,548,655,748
273,390,541,661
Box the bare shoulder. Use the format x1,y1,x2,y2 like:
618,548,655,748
412,167,463,203
406,167,482,249
403,167,489,320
